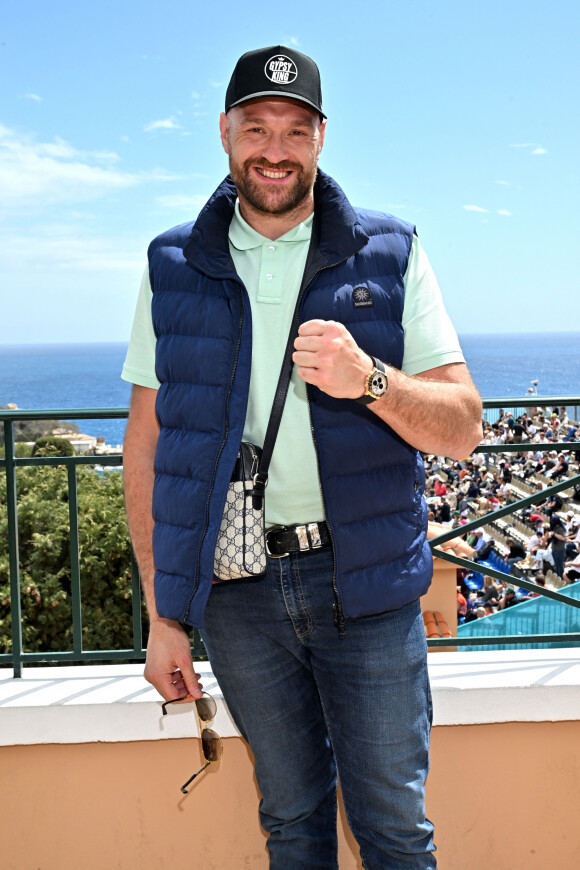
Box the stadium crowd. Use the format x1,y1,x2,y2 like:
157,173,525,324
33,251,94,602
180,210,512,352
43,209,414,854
423,405,580,621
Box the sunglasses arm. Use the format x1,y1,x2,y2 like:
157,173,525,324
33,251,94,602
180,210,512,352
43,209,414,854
180,760,211,794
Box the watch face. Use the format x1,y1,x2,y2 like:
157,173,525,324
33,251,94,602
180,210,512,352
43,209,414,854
370,369,387,398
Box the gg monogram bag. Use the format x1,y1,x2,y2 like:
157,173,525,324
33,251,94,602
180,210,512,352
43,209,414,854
213,442,266,581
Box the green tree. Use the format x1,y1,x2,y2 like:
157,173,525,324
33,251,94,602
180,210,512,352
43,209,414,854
0,463,145,656
32,436,76,457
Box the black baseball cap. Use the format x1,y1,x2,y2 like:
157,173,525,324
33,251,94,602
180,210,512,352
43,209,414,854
225,45,326,118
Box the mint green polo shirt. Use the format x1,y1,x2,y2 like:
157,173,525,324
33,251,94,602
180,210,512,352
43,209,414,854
229,203,324,525
122,202,465,526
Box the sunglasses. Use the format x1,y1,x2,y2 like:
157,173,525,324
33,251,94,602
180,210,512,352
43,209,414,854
162,692,224,793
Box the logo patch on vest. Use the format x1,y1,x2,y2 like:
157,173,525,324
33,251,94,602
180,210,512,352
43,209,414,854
353,285,373,308
265,55,298,85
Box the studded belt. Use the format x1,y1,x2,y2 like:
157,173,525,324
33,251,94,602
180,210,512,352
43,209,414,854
265,521,330,558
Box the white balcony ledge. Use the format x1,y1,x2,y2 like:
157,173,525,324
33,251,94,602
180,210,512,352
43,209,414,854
1,649,579,747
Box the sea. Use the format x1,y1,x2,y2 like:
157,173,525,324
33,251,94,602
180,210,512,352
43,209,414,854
1,333,579,447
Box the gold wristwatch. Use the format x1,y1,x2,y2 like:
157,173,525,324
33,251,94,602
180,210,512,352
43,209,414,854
355,357,389,405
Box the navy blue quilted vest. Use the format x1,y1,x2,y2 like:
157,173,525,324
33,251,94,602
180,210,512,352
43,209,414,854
149,170,432,627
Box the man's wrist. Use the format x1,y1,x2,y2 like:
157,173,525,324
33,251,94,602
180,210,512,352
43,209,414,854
355,356,389,405
148,615,185,631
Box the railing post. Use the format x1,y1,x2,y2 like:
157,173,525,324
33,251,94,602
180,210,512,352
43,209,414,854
192,628,206,658
67,464,83,656
4,420,23,678
130,554,144,655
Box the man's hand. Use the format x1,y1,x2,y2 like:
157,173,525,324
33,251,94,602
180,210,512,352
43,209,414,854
427,522,476,558
292,318,482,458
293,319,371,399
144,618,203,703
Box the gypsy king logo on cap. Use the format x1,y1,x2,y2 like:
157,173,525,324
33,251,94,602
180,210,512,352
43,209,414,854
264,55,298,85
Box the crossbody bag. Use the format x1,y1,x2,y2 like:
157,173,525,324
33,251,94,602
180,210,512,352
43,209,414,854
213,290,305,582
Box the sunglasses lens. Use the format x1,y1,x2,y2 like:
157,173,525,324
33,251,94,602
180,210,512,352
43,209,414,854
201,728,223,762
195,693,217,721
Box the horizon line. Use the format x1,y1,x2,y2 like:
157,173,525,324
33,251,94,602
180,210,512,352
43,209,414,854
2,329,580,349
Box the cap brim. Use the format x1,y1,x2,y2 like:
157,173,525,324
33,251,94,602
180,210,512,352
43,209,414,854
227,91,326,118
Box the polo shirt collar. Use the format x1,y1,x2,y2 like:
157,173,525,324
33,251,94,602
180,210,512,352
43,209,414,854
228,199,313,251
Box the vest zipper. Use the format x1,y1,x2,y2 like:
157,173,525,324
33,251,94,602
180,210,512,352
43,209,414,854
306,387,345,636
300,242,367,637
183,286,245,623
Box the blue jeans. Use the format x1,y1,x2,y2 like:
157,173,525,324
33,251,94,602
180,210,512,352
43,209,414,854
202,547,436,869
552,548,565,577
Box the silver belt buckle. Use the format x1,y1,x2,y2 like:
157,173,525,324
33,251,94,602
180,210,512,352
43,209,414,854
295,525,310,551
308,522,322,548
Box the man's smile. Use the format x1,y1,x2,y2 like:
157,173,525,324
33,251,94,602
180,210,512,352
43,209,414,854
255,167,293,179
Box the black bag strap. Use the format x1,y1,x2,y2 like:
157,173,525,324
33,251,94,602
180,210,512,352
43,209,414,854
251,219,325,507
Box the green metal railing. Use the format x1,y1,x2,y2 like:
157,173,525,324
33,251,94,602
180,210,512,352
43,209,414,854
0,408,205,677
1,400,580,675
479,396,579,426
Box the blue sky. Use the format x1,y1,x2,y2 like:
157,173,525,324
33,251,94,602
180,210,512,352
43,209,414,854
1,0,578,344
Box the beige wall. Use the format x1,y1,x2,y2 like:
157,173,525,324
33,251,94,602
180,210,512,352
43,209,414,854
3,721,579,870
423,557,459,643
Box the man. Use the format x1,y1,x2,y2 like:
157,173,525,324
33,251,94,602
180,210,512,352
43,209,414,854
542,491,564,518
471,529,494,562
505,536,526,573
457,586,468,619
547,452,569,480
122,45,482,870
466,476,480,499
547,516,567,578
433,475,447,498
457,491,470,516
526,527,545,555
513,416,527,443
499,586,520,609
565,515,580,560
563,551,580,584
500,460,512,484
438,496,451,524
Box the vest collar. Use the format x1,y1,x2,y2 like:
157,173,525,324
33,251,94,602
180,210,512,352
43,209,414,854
182,170,368,279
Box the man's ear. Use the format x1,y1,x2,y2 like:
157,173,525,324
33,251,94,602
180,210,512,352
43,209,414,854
219,112,229,155
317,119,327,157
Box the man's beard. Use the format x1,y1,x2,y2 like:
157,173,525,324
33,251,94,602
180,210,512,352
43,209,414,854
229,156,317,215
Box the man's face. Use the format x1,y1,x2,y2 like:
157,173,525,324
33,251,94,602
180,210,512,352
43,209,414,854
219,98,325,219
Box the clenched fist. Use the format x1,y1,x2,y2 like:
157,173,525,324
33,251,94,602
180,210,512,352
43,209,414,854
293,319,373,399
